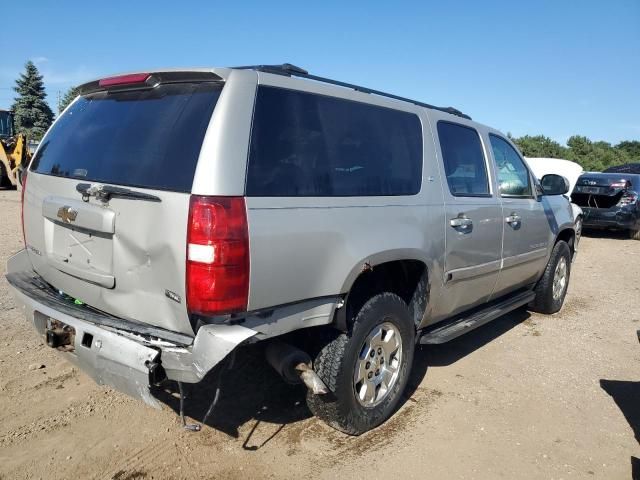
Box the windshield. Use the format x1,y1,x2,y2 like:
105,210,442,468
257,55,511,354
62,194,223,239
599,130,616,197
30,82,222,192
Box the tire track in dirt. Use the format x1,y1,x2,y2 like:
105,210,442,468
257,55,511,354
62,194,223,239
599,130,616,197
0,388,135,448
95,440,180,480
280,387,444,465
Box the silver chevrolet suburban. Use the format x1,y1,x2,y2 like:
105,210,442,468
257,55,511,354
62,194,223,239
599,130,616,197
6,64,576,435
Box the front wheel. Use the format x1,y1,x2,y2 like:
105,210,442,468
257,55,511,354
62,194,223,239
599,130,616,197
529,240,572,314
629,228,640,241
306,292,415,435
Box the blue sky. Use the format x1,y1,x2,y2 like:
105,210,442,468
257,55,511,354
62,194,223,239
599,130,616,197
2,0,638,144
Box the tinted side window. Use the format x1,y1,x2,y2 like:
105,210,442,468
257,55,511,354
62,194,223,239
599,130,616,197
246,87,423,196
489,135,532,197
437,122,490,196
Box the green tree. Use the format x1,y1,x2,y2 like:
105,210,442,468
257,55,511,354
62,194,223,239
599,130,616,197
615,140,640,161
58,86,79,114
510,133,637,172
566,135,592,158
565,135,630,171
11,61,54,141
512,135,568,158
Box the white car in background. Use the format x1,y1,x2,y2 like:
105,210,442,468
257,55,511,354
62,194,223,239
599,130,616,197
526,157,584,243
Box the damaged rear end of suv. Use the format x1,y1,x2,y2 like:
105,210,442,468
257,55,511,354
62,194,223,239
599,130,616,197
571,172,640,240
6,69,282,414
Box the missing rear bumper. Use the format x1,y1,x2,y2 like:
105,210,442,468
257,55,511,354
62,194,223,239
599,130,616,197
6,250,257,407
30,309,164,408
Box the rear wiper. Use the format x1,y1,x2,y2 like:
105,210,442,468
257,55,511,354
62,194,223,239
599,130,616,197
76,183,161,203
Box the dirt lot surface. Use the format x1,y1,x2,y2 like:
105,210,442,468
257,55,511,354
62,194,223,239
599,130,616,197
0,187,638,480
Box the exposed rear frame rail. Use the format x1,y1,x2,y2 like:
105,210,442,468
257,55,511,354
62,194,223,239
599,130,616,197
235,63,472,120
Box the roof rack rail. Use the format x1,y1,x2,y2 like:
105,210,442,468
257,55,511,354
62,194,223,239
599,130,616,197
234,63,471,120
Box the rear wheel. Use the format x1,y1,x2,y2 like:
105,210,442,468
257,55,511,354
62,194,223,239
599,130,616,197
629,229,640,241
529,240,572,314
306,292,415,435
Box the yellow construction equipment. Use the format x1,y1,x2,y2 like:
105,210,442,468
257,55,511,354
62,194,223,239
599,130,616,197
0,109,31,187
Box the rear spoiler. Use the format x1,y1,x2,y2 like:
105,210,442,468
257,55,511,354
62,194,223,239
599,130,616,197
78,71,223,95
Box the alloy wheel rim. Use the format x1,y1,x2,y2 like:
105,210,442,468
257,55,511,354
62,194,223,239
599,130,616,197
353,321,403,407
552,257,568,300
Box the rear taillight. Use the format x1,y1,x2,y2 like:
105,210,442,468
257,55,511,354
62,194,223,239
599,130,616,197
186,196,249,317
610,180,631,189
617,191,638,206
20,170,27,246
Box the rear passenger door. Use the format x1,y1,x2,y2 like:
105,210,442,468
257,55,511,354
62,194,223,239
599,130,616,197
488,135,549,296
433,120,503,318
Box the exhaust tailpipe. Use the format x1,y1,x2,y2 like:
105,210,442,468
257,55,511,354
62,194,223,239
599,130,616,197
265,340,328,395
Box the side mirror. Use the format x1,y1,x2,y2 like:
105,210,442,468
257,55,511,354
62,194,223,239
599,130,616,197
540,174,570,196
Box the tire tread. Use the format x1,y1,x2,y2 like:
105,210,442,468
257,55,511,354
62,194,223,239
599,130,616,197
306,292,414,435
529,240,571,314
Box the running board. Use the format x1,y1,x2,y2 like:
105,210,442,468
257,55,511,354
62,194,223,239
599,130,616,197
419,290,536,345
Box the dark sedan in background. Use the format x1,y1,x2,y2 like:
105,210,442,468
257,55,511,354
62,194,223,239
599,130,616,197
571,173,640,240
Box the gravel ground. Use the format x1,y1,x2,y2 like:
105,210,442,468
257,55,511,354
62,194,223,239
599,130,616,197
0,187,638,480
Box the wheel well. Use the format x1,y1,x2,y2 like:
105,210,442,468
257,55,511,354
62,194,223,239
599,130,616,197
337,260,428,331
556,228,575,253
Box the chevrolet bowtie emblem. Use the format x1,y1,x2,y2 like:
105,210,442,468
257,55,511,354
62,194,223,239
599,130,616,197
57,206,78,223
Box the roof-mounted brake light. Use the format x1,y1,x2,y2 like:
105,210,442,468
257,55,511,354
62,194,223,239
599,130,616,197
98,73,151,88
78,71,223,95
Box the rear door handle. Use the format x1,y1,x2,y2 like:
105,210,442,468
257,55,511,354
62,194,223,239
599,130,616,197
505,213,522,226
450,215,473,231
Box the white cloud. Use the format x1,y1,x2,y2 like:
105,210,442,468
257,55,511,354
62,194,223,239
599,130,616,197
31,56,49,65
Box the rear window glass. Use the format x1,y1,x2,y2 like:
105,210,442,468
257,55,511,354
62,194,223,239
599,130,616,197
30,82,222,192
246,86,423,196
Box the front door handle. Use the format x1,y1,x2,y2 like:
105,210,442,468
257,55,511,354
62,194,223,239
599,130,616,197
505,213,522,226
450,215,473,231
